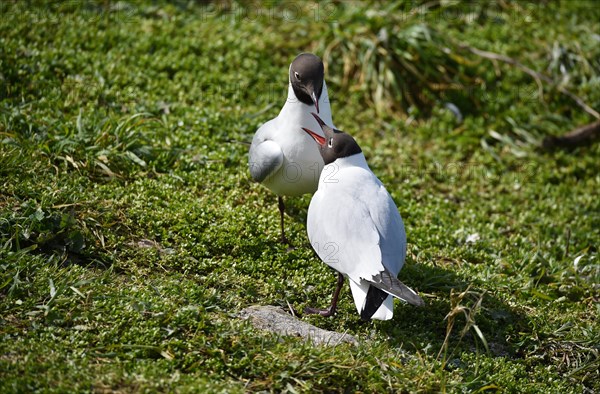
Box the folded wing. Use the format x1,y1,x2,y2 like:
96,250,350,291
307,170,423,319
248,135,284,183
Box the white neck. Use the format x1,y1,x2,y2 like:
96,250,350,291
333,153,370,170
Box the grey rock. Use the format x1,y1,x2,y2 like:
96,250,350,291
239,305,358,346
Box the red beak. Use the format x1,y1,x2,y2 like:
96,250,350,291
301,127,326,146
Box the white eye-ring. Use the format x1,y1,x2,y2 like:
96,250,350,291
294,71,300,80
327,138,333,148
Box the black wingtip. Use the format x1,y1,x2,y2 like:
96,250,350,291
370,270,425,307
360,286,389,320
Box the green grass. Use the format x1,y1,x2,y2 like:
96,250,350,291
1,1,599,392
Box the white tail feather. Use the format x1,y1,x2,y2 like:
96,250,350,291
349,280,394,321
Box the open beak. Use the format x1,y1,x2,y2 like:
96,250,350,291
311,112,327,130
301,127,326,146
303,112,335,146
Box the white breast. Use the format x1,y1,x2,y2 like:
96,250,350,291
249,82,334,196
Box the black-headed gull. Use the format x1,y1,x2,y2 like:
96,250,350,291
248,53,334,245
301,113,424,320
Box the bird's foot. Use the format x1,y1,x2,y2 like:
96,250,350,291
304,306,336,317
280,236,296,251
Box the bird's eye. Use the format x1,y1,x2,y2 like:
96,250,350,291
294,71,300,80
327,138,333,148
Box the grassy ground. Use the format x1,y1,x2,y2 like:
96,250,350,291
1,1,599,392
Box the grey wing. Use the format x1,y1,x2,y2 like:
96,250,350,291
307,190,383,280
369,270,424,306
308,182,424,308
365,183,424,306
248,127,283,183
369,183,407,275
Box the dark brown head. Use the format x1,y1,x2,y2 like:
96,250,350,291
302,113,362,165
290,53,324,113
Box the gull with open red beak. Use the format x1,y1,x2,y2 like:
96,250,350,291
301,113,424,320
248,53,335,245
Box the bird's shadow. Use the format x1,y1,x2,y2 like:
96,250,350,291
295,260,529,362
375,262,528,360
240,194,528,361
